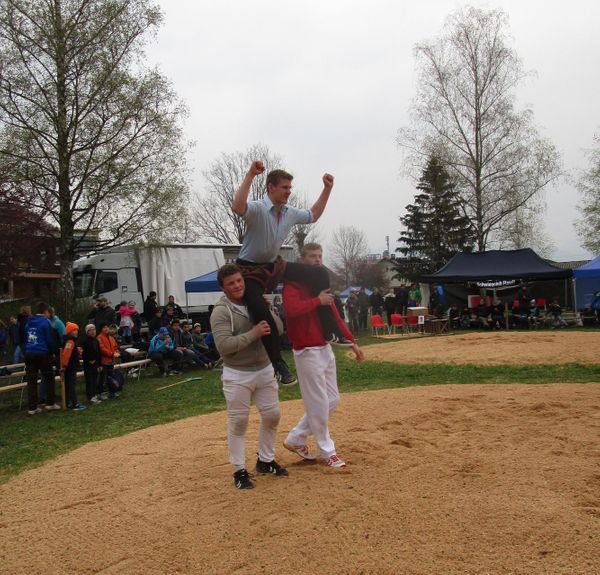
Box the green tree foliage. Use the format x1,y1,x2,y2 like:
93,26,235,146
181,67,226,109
0,0,189,312
396,157,473,281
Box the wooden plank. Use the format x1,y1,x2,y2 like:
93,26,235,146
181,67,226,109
0,382,26,393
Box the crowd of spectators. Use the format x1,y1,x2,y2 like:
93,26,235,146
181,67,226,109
0,293,221,415
445,294,571,330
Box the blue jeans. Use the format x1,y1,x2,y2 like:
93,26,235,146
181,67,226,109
13,345,23,364
99,364,117,396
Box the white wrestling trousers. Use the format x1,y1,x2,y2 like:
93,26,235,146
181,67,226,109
286,345,340,459
222,364,280,467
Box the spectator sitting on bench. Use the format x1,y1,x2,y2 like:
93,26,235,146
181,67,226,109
148,308,163,336
162,306,176,327
511,299,530,329
529,299,542,328
475,300,490,328
148,326,182,377
165,295,185,319
447,304,460,330
548,296,568,328
170,319,208,369
490,299,504,329
193,324,222,365
459,305,472,329
181,322,213,368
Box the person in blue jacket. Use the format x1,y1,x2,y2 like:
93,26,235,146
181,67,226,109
148,326,183,377
24,302,60,415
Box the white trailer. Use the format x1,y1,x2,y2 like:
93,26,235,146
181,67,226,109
73,244,226,312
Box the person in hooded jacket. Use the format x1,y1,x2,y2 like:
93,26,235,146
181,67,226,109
61,322,86,411
24,302,59,415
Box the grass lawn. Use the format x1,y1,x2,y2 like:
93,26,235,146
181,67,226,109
1,333,599,483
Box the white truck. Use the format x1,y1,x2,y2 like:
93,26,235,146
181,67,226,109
73,243,294,314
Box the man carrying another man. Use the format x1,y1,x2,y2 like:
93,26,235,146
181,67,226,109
283,243,364,468
231,161,351,385
210,264,288,490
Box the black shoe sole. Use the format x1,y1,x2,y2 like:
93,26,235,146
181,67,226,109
279,377,297,386
255,466,289,476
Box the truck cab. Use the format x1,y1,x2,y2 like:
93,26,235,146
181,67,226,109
74,251,143,310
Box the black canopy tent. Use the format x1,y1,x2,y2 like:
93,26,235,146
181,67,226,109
421,249,572,283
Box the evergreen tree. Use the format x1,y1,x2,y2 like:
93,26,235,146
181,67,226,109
396,157,473,281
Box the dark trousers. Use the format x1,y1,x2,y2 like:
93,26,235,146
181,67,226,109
239,260,339,364
39,352,59,404
64,367,78,407
150,349,183,374
359,309,368,330
99,363,116,396
84,365,98,400
25,353,55,410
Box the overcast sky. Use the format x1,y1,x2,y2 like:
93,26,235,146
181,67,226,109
146,0,599,262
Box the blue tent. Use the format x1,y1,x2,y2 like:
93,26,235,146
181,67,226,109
185,270,221,293
340,286,373,298
573,256,600,309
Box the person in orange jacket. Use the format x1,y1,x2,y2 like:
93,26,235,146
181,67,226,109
97,322,121,399
61,322,86,411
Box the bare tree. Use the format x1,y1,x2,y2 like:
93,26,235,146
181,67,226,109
494,204,555,258
329,225,368,286
0,0,189,313
190,143,282,244
191,143,318,252
397,6,560,251
576,133,600,254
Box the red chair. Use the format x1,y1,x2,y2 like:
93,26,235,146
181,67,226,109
536,297,547,309
390,314,406,334
406,315,419,332
370,314,389,336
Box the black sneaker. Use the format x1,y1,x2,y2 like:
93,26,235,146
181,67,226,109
328,334,353,347
255,458,289,476
274,359,297,386
233,468,255,489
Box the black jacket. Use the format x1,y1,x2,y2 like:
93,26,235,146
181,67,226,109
82,335,101,367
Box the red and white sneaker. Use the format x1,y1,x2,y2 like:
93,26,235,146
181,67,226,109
326,454,347,468
283,442,316,461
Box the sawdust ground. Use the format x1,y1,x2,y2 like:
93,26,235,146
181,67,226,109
360,330,600,365
2,380,600,574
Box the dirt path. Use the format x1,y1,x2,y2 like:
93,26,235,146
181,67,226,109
360,331,600,365
1,383,600,574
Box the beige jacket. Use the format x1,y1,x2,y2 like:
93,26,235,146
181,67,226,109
210,295,283,372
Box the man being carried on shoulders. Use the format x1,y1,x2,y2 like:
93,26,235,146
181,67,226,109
282,243,364,469
232,161,351,386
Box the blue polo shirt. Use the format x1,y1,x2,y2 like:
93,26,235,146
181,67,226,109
238,196,312,263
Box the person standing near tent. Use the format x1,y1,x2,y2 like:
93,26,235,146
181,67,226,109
231,160,351,385
357,287,369,330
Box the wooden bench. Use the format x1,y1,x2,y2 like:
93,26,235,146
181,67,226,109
0,358,151,410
